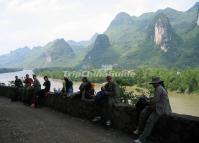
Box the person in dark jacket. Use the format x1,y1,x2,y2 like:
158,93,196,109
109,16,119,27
62,77,73,96
14,76,23,87
12,76,23,101
92,76,120,126
36,76,51,107
79,77,95,100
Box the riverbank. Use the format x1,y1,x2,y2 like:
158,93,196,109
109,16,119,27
0,68,23,74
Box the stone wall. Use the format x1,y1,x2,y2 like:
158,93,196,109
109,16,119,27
0,86,198,143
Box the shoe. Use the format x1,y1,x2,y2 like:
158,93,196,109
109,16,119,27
133,129,140,135
133,139,142,143
92,116,102,122
105,120,111,126
30,103,35,108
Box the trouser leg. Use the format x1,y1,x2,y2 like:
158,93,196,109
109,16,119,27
139,112,160,142
137,107,152,132
102,101,113,122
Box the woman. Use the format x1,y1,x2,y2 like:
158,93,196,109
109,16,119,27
134,77,172,143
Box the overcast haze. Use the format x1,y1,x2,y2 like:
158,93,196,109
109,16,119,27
0,0,198,55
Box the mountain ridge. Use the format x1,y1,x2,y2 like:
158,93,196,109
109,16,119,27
0,2,199,69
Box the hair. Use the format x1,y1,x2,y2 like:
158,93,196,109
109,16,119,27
44,76,48,79
160,81,167,91
33,74,36,78
82,77,88,82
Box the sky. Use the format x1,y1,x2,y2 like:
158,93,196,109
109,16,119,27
0,0,198,55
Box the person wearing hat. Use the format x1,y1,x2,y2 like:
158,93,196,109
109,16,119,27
92,75,120,126
133,77,172,143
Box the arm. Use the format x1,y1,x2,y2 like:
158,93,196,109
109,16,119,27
150,87,162,104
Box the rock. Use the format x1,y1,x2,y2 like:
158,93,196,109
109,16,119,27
153,13,172,52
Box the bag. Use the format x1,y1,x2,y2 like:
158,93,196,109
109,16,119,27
95,91,107,105
85,88,95,99
135,96,149,112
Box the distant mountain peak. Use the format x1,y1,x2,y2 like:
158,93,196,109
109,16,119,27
111,12,133,25
193,2,199,8
115,12,131,18
52,38,67,44
93,34,111,50
188,2,199,12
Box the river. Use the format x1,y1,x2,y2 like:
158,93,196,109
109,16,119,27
0,70,199,117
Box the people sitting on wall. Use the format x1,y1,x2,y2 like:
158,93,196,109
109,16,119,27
62,77,73,97
92,75,120,127
133,77,172,143
31,75,41,107
79,77,95,100
22,74,33,105
11,76,23,101
35,76,51,107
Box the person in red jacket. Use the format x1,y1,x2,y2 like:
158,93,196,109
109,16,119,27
22,74,33,105
24,74,33,87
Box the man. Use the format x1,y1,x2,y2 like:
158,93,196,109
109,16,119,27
63,77,73,96
14,76,23,87
32,75,41,91
133,77,172,143
79,77,91,99
12,76,23,101
22,74,33,104
24,74,33,87
31,75,41,107
92,76,120,126
36,76,51,107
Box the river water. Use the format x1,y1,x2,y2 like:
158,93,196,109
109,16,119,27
0,70,199,117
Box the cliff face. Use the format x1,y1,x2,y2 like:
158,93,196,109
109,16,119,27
82,34,119,68
153,14,172,52
85,34,111,61
197,13,199,26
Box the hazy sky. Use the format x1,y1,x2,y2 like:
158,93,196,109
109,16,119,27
0,0,198,55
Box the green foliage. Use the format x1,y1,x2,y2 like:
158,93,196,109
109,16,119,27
35,67,199,94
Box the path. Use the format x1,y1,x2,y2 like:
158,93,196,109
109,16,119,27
0,96,134,143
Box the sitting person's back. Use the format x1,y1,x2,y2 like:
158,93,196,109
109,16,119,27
79,77,95,100
43,76,51,92
63,77,73,96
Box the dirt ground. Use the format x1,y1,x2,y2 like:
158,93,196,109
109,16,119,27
0,96,134,143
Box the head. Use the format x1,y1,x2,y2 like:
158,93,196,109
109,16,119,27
91,83,95,89
15,76,18,80
64,77,68,81
149,77,164,88
44,76,48,81
33,74,36,79
82,77,88,82
26,74,29,78
106,75,112,83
